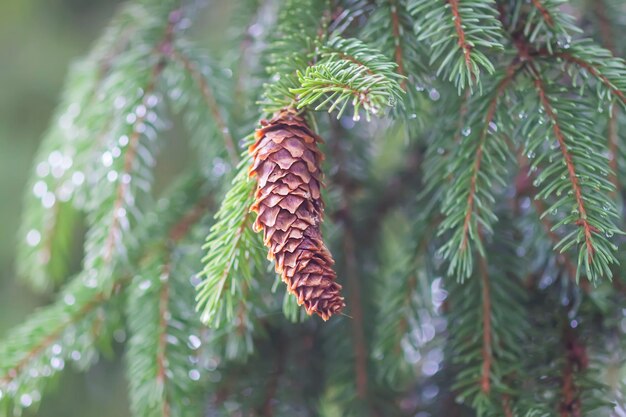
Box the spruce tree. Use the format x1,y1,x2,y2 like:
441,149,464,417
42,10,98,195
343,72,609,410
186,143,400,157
3,0,626,416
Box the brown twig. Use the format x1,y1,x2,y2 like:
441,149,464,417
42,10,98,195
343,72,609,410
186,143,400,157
559,324,587,417
389,0,407,90
531,0,554,27
478,255,492,393
156,263,172,417
449,0,473,73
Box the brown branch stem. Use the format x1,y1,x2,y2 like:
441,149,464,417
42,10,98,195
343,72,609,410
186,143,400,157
478,255,492,394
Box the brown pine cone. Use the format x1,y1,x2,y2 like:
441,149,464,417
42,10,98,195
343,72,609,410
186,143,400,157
248,108,345,320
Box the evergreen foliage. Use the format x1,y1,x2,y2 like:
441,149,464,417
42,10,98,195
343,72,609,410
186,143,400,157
3,0,626,416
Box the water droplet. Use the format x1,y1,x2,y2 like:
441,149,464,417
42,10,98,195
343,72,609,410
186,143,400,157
557,34,572,49
429,88,440,101
126,113,137,124
116,207,126,218
50,357,65,370
36,162,50,177
63,294,76,306
488,122,498,133
111,146,121,158
71,351,82,361
101,152,113,167
114,96,127,109
462,127,471,137
527,151,536,159
20,393,33,407
135,104,147,118
33,181,47,198
188,369,201,381
606,230,614,238
42,192,56,208
71,171,85,186
25,229,41,247
121,174,132,184
51,344,62,355
188,335,201,350
138,280,151,291
107,171,118,182
118,135,129,147
146,94,159,108
48,151,63,167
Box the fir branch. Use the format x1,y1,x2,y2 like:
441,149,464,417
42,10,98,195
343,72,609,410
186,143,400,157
447,225,528,414
81,6,181,292
361,0,430,127
169,46,239,165
506,0,577,48
195,145,267,328
525,64,621,283
408,0,505,92
372,211,436,384
291,36,404,121
438,62,521,279
1,174,213,414
542,42,626,107
0,273,126,412
261,0,330,109
15,3,149,292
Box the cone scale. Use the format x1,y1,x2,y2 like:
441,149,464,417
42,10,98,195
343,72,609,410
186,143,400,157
248,108,345,320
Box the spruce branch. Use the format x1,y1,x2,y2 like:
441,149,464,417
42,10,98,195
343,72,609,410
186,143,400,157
525,63,621,283
0,273,126,413
505,0,578,48
169,45,239,166
438,62,521,279
408,0,505,92
361,0,430,126
15,3,151,292
292,36,404,121
447,225,528,415
195,145,267,327
81,5,182,294
538,41,626,108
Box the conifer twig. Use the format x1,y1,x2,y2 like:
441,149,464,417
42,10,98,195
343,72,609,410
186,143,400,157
460,61,521,251
549,52,626,105
529,65,595,264
478,255,492,394
389,0,407,89
449,0,473,72
171,49,239,165
531,0,554,27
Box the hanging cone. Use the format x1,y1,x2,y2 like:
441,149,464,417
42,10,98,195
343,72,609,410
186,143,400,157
249,108,345,320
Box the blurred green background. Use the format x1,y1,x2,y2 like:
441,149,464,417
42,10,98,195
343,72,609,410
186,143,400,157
0,1,230,415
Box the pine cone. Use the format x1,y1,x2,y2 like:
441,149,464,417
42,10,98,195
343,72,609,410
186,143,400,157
249,108,345,320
